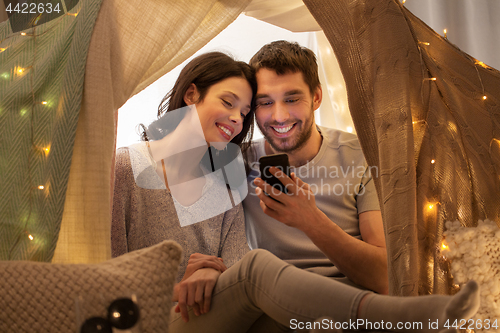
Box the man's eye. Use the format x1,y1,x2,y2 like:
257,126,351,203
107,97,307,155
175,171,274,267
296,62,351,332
257,101,273,107
285,98,299,103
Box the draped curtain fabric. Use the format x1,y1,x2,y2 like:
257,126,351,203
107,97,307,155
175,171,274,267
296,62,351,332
0,0,103,262
51,0,252,264
303,0,500,296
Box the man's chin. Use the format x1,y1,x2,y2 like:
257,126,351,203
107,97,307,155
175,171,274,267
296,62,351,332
266,137,295,153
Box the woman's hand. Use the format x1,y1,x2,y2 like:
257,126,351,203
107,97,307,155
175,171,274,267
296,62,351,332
182,253,227,280
173,268,222,322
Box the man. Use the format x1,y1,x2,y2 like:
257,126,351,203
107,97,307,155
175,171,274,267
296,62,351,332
243,40,388,294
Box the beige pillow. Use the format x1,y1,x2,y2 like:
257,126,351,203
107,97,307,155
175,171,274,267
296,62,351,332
0,240,182,332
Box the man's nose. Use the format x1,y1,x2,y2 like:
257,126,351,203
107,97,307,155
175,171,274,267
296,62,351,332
272,102,289,123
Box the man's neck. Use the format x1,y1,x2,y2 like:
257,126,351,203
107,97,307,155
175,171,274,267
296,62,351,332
264,126,323,167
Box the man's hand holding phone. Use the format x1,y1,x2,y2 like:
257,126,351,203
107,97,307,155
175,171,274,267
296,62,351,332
254,155,326,232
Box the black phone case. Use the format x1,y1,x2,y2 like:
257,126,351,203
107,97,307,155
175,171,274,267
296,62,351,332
258,154,291,194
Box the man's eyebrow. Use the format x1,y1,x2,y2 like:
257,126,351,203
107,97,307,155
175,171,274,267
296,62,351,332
284,89,305,96
255,93,269,100
255,90,305,100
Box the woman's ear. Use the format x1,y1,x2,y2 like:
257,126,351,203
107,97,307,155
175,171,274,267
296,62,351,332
183,83,200,105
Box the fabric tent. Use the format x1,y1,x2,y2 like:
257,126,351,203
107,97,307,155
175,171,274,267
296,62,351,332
1,0,499,297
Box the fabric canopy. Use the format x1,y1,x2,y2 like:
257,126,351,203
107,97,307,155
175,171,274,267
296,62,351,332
1,0,498,298
303,0,500,296
51,0,252,263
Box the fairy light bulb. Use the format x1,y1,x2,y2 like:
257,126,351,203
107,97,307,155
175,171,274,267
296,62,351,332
483,96,487,100
20,32,26,36
346,126,353,133
38,185,44,190
441,241,448,250
431,159,435,164
41,101,47,105
443,29,447,38
28,234,34,241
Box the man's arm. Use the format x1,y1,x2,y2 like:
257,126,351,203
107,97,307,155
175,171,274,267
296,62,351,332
254,168,388,294
302,209,388,294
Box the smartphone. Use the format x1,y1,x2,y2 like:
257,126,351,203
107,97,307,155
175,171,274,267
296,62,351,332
258,154,291,194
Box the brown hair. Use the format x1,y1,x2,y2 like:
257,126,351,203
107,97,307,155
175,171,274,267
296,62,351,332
140,52,256,155
249,40,320,94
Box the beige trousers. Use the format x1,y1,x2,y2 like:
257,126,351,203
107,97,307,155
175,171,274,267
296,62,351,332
169,249,369,333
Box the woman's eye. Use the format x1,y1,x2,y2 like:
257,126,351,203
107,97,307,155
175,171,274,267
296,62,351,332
240,112,246,118
222,99,233,108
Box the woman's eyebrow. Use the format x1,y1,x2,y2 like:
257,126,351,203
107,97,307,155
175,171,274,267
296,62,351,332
223,91,240,100
224,91,251,109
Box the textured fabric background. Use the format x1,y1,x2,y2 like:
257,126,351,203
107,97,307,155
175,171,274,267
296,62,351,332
0,0,103,261
303,0,500,296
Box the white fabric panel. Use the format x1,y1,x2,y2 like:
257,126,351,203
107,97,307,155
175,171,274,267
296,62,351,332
244,0,321,32
404,0,500,70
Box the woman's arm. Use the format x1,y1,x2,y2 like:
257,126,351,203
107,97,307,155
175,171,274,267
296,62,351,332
111,148,133,257
219,203,250,267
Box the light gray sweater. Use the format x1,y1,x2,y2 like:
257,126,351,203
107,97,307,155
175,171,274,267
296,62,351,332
111,146,249,282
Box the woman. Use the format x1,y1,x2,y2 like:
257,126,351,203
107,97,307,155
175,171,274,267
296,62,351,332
112,52,480,333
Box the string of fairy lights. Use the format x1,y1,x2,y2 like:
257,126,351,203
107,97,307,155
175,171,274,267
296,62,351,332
1,4,80,259
401,0,497,261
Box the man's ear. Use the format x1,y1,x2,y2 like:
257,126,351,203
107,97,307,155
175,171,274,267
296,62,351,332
312,85,322,110
183,83,200,105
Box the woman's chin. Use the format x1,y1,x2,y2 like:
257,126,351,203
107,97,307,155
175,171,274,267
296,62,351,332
209,141,229,151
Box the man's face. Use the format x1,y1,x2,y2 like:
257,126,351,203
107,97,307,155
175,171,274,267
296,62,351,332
254,69,321,153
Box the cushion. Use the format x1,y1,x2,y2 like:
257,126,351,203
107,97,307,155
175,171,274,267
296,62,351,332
0,240,182,332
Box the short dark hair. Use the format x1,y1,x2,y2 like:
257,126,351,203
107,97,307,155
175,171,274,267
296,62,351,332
249,40,320,94
141,52,257,155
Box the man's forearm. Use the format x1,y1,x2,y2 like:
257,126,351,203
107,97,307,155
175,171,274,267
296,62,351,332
301,209,388,294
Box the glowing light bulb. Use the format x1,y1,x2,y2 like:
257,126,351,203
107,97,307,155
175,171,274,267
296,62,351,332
441,241,448,250
18,68,24,74
346,126,353,133
20,32,26,36
443,29,447,38
67,12,78,17
44,147,50,154
424,78,437,81
431,159,435,164
419,42,430,46
483,96,487,100
402,0,406,3
475,61,489,69
0,48,5,52
41,101,47,105
28,234,34,241
38,185,44,190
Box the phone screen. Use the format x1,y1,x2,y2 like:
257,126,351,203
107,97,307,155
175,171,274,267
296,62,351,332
258,154,290,194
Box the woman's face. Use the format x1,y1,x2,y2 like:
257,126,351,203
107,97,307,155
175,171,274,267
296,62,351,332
186,77,253,149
